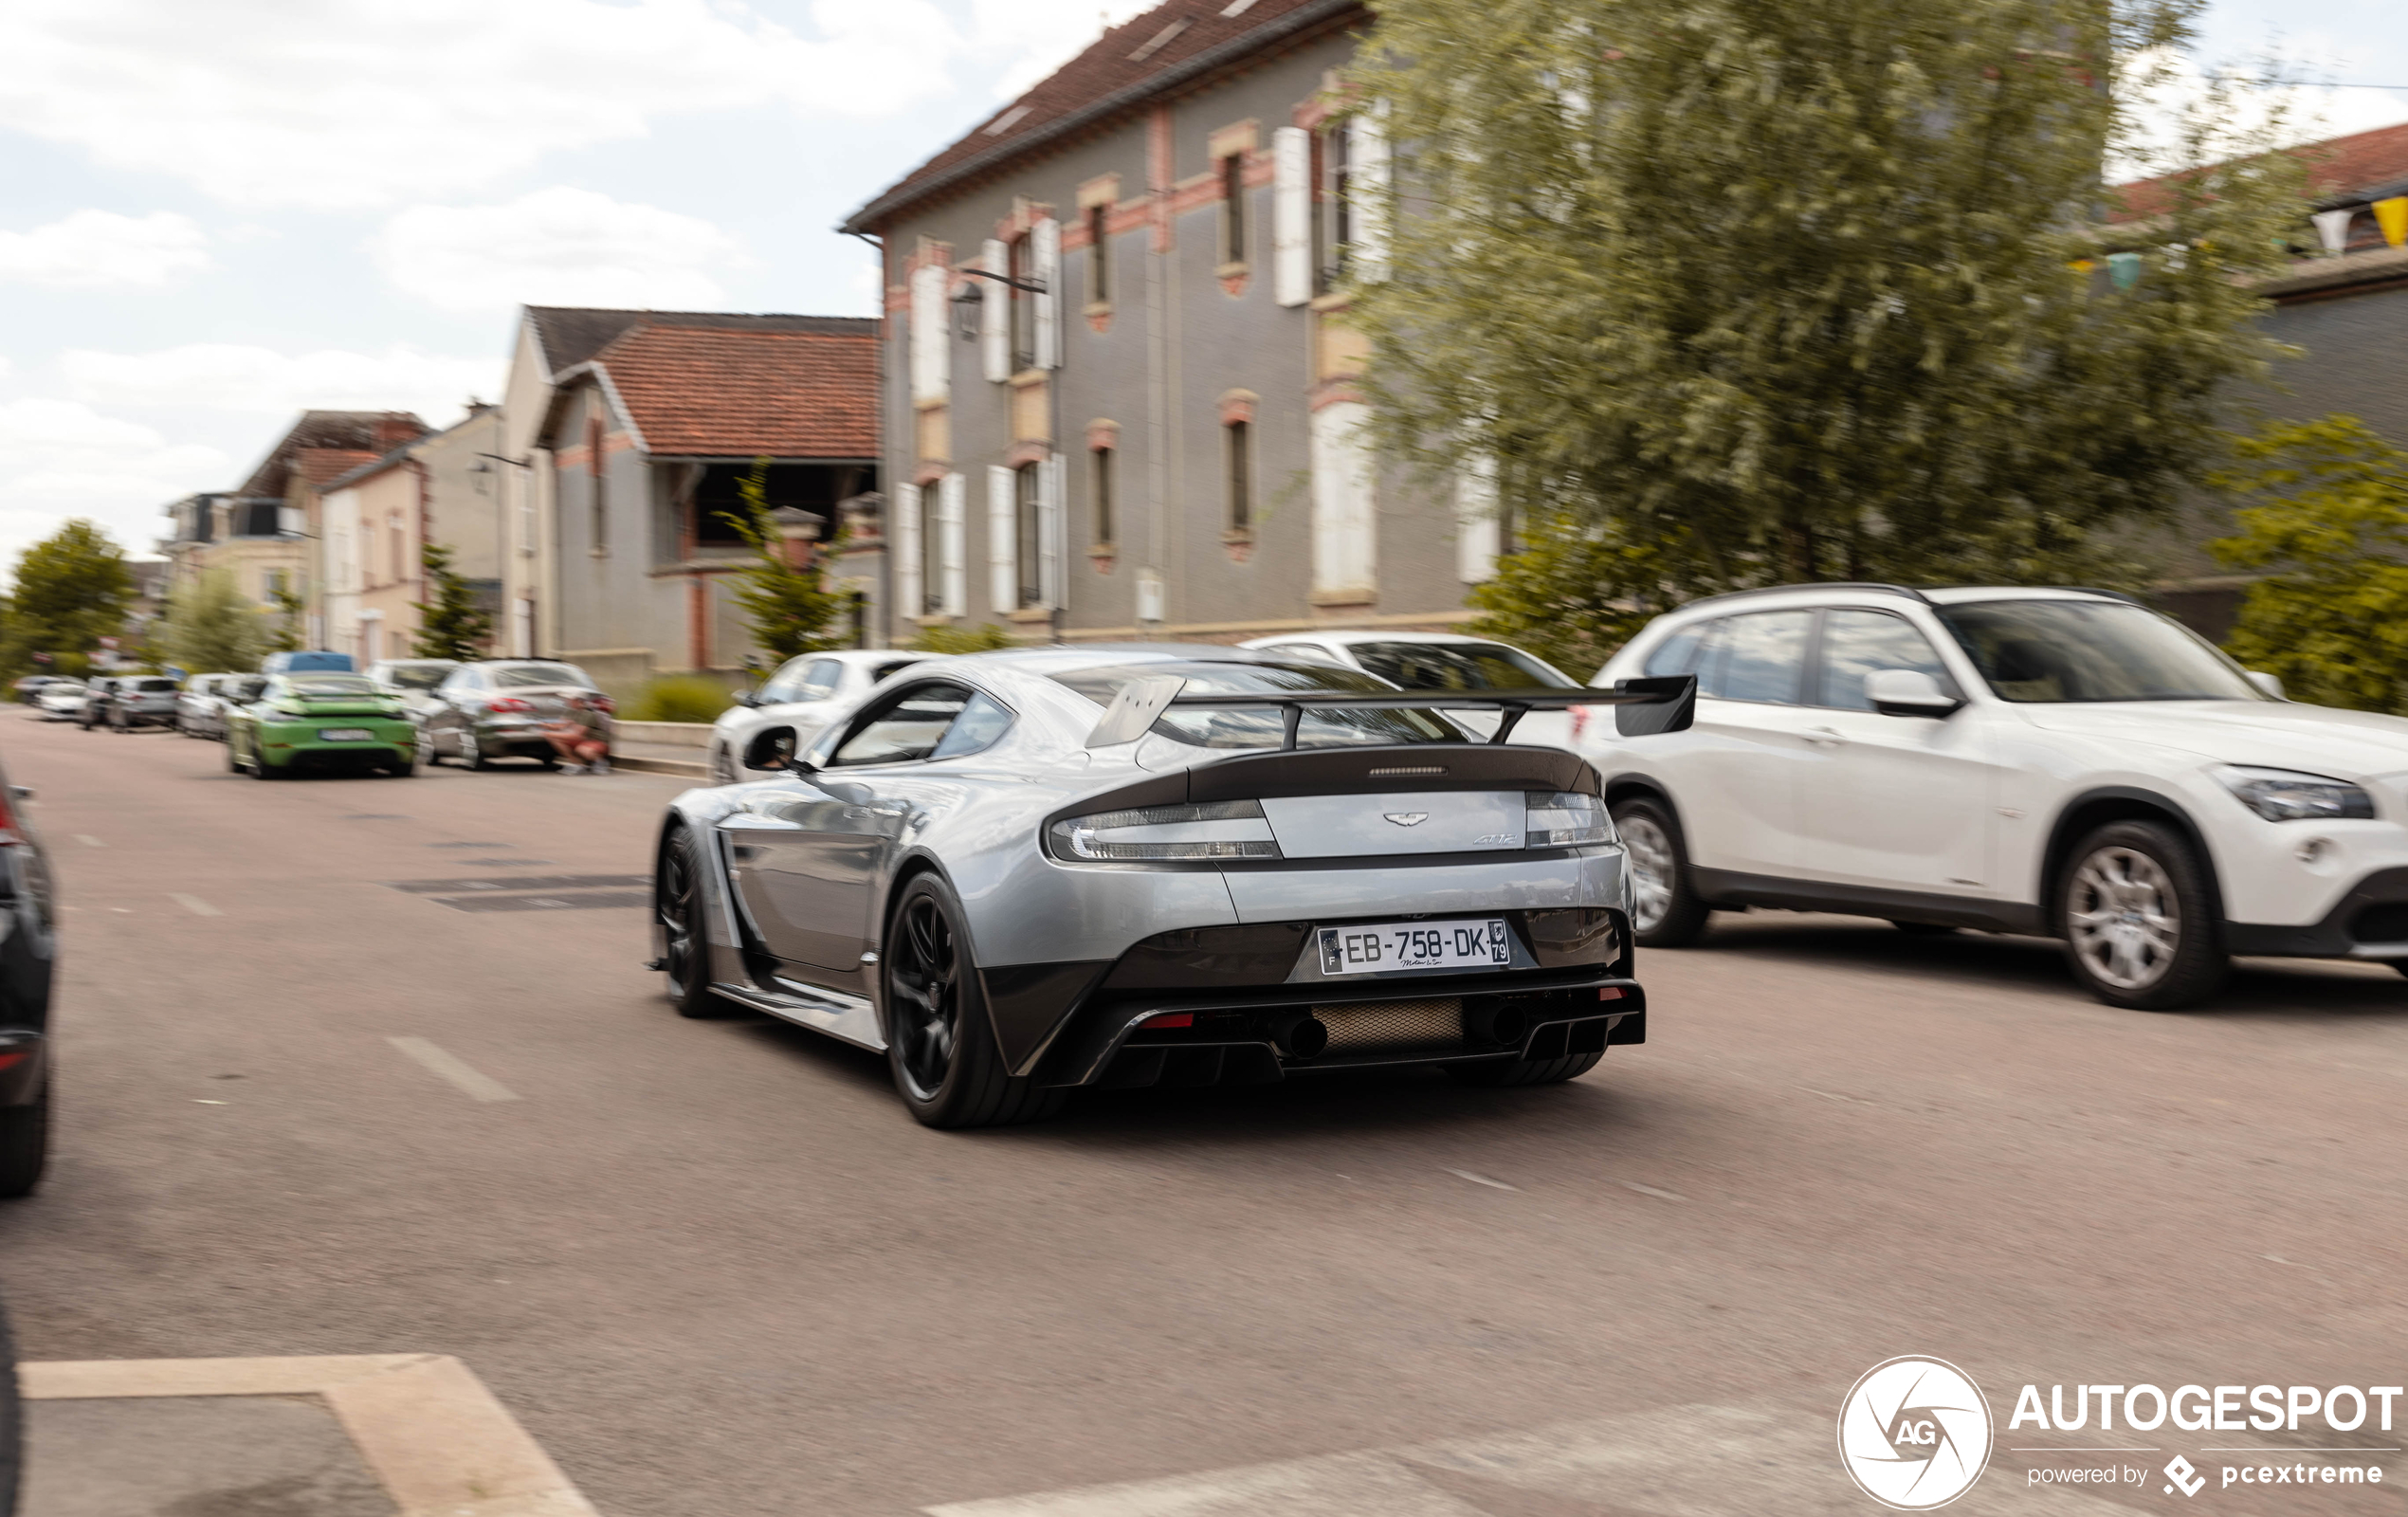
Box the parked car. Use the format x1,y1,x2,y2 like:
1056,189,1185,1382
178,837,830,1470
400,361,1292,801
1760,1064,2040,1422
416,660,607,770
704,650,929,784
262,649,356,674
225,672,417,778
11,676,68,705
175,674,236,740
653,647,1690,1127
0,749,56,1195
106,675,181,731
1236,631,1589,745
365,658,461,717
72,677,122,730
1576,582,2408,1010
31,682,85,722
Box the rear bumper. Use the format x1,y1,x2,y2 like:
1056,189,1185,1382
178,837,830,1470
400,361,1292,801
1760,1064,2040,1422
0,1030,43,1106
2225,868,2408,959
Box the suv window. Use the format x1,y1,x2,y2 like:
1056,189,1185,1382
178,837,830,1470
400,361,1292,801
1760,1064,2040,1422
755,656,814,704
1815,610,1961,710
830,684,973,767
1696,611,1810,704
1642,622,1711,678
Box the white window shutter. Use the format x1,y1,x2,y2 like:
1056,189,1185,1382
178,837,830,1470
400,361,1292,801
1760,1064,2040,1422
987,464,1016,612
893,482,922,621
1309,401,1377,596
980,239,1010,382
909,265,950,404
1455,454,1500,582
938,472,967,616
1033,217,1061,369
1351,108,1390,281
1272,125,1311,306
1038,452,1063,609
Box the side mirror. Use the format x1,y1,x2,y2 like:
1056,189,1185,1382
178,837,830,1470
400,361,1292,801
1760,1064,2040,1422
734,690,761,708
1865,668,1963,718
741,724,806,773
2246,669,2285,701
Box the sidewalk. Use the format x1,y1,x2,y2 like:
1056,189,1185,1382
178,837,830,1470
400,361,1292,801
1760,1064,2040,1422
20,1356,598,1517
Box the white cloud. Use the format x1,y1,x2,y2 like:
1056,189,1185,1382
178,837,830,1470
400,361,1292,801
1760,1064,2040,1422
0,210,210,289
373,188,743,313
2116,48,2408,183
0,398,228,567
0,0,962,210
61,344,500,421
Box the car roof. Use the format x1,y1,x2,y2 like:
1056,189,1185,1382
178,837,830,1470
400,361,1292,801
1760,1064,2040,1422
1652,583,2128,621
1244,630,1508,648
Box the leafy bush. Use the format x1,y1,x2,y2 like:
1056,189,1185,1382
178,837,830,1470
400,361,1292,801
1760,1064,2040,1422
626,676,734,724
908,623,1016,654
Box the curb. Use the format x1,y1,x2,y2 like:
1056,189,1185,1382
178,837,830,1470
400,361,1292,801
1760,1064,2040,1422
609,755,708,779
22,1355,599,1517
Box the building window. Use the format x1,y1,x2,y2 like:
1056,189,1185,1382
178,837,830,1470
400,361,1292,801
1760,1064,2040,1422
390,517,407,584
1091,444,1115,546
1008,233,1036,370
1226,419,1252,531
923,496,944,615
1086,204,1110,305
586,413,609,556
1014,464,1043,608
1220,153,1247,265
1318,121,1353,290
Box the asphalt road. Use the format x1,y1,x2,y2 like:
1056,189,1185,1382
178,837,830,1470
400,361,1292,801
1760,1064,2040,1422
3,709,2406,1516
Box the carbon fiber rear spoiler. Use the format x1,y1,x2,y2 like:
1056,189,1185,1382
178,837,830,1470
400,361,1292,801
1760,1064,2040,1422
1085,675,1698,749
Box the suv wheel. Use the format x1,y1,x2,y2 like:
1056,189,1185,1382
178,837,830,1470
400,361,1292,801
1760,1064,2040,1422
1610,795,1710,947
2056,820,2228,1010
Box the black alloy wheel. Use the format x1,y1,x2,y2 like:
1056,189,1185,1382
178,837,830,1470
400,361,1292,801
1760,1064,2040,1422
882,876,1064,1128
658,829,739,1018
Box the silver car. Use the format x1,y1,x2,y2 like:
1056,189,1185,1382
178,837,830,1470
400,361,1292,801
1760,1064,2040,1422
705,649,929,785
364,658,461,718
175,674,246,740
651,646,1694,1128
415,660,606,769
105,676,181,732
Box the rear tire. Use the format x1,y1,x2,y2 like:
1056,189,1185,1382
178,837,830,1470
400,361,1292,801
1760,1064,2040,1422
884,875,1065,1128
384,758,416,777
1610,795,1711,947
2055,820,2227,1010
1444,1051,1604,1087
658,829,742,1018
0,1078,50,1197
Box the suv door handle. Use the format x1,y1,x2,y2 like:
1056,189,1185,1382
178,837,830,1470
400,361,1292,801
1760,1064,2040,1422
1807,726,1847,746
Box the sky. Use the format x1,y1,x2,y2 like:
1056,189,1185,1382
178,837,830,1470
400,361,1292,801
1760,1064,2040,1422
0,0,2402,579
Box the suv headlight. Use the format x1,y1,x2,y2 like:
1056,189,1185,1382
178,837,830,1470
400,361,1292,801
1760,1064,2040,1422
1049,800,1283,860
1525,792,1615,847
2216,765,2376,822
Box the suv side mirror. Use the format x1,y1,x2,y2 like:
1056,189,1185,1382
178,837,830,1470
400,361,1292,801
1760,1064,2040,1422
2246,669,2285,701
1865,668,1963,718
741,724,806,773
733,690,761,708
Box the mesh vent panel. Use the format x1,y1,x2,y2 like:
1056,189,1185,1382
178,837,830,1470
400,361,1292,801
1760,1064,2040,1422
1314,998,1464,1052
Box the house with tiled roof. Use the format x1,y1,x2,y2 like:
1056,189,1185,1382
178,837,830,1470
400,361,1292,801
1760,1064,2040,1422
842,0,1492,644
510,313,880,685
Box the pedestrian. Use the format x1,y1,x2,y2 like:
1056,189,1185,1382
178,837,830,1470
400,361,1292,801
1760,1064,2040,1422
540,693,613,775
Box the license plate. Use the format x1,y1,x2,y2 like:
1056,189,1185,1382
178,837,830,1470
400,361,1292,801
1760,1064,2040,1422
318,727,375,741
1318,919,1512,976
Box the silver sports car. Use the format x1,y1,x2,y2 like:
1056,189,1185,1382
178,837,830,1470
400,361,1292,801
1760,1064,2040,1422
649,646,1696,1127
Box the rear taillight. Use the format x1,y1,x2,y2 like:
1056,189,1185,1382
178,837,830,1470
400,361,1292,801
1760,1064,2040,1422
1048,800,1282,861
1524,792,1614,848
487,697,534,714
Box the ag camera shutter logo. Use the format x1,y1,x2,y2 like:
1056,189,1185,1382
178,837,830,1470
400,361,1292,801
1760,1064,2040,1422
1838,1357,1994,1509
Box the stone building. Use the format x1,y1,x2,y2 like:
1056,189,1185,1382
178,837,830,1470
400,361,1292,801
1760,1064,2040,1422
317,403,505,664
841,0,1491,647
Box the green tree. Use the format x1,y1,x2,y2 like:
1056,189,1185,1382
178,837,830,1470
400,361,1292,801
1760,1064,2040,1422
0,520,136,678
155,568,265,674
411,542,494,660
2211,415,2408,712
265,577,304,653
716,459,852,661
1352,0,2306,626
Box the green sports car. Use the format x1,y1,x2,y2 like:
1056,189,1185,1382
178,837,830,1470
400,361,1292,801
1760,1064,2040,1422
226,673,417,779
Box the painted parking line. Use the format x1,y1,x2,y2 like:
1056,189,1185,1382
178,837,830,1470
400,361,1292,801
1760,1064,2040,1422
426,891,649,914
386,1037,520,1104
168,893,221,917
74,834,103,848
384,874,648,894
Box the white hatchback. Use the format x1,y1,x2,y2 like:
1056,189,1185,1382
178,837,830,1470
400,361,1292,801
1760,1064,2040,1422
705,649,928,785
1578,584,2408,1008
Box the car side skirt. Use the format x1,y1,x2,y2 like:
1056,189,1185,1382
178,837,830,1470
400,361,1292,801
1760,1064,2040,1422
1689,868,2048,936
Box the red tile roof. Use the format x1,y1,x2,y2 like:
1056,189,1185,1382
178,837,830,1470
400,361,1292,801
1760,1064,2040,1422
235,411,426,497
845,0,1365,231
293,448,379,488
580,325,879,459
2115,118,2408,221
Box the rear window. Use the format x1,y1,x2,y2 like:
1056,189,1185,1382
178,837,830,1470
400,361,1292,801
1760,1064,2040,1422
134,678,178,692
377,663,454,691
1053,660,1463,750
289,676,379,696
491,664,594,689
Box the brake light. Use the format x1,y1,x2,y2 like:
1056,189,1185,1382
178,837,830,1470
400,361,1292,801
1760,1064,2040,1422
1140,1013,1194,1029
487,697,534,714
0,788,17,847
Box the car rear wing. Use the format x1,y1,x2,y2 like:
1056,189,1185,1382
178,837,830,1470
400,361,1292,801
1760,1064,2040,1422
1085,675,1698,750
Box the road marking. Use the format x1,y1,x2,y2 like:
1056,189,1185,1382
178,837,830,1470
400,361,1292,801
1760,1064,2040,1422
168,893,221,917
385,874,649,894
427,890,649,914
1443,1168,1518,1192
74,834,103,848
386,1037,520,1103
1620,1180,1687,1202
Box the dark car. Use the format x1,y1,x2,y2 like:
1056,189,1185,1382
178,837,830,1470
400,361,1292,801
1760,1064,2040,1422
417,660,610,769
0,754,55,1195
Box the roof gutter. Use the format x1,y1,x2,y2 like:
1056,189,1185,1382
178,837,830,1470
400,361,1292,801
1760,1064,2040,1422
839,0,1366,234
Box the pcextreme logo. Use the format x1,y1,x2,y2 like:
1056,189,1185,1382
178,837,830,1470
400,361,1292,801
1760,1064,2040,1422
1838,1358,1996,1510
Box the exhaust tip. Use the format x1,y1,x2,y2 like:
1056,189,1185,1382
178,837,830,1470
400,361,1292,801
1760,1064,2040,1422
1485,1005,1529,1047
1279,1015,1330,1059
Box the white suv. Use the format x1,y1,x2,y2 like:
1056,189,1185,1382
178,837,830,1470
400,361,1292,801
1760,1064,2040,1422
1578,584,2408,1009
